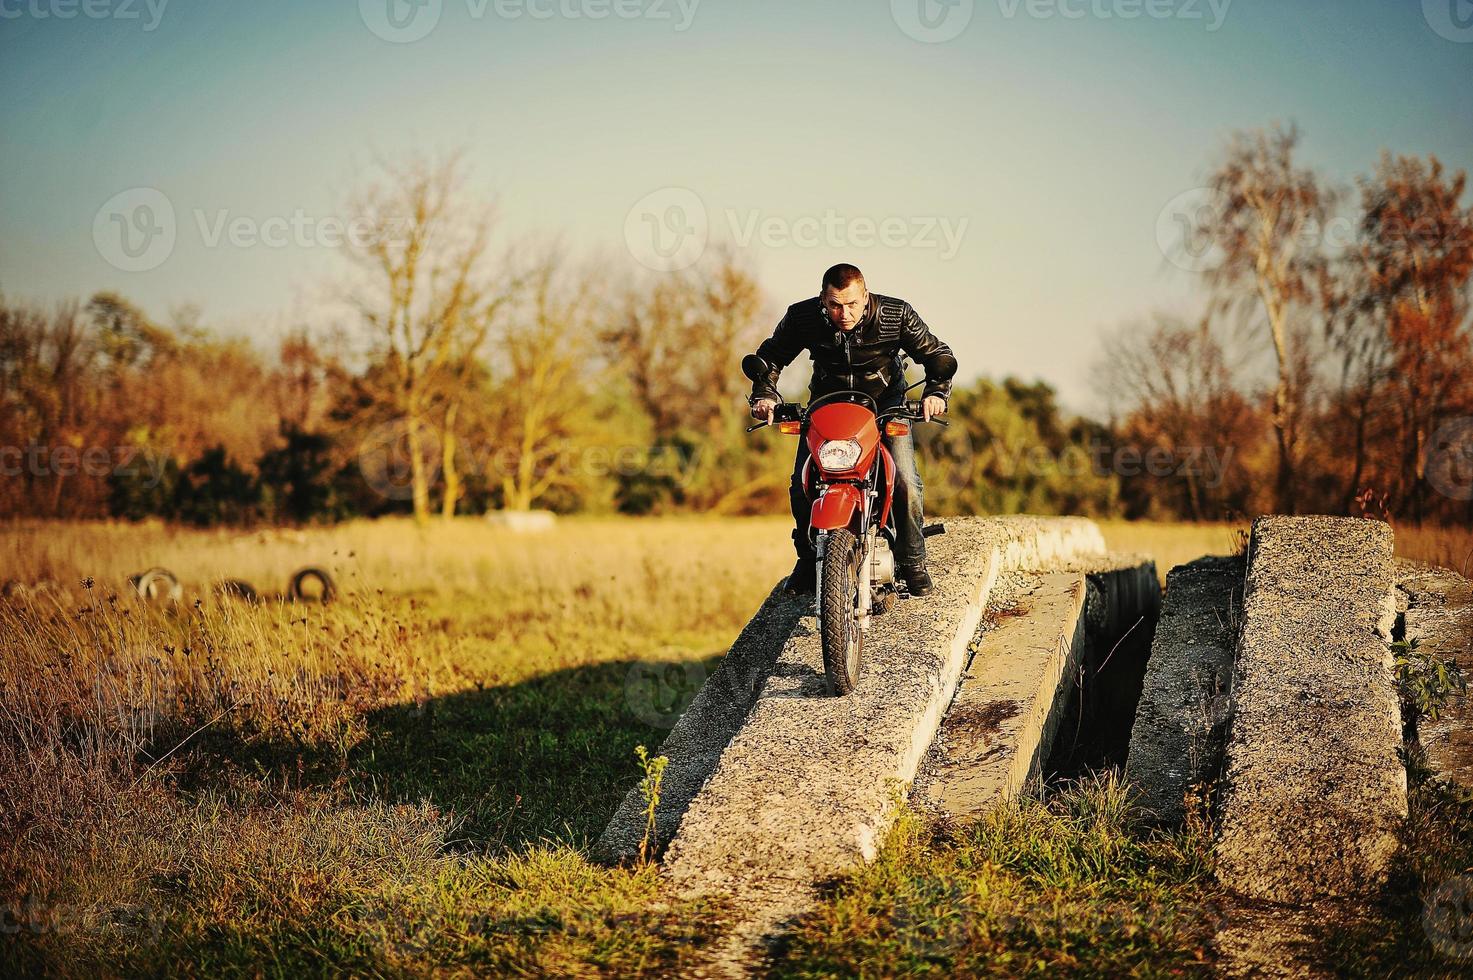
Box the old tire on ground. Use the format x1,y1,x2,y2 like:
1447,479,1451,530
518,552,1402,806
289,567,336,604
215,579,260,603
820,528,863,697
130,567,182,602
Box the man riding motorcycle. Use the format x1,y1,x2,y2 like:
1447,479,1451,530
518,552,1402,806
748,263,956,597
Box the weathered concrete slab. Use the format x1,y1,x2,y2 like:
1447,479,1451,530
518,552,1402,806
642,516,1106,972
1215,516,1403,904
1124,555,1244,825
593,585,809,864
919,572,1088,818
1396,559,1473,788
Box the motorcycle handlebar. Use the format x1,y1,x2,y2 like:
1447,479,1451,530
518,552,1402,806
747,400,948,431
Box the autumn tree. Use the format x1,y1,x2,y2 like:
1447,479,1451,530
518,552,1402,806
342,152,511,523
599,251,776,511
1200,123,1331,513
1096,315,1262,520
603,250,761,443
483,251,604,512
1350,153,1473,521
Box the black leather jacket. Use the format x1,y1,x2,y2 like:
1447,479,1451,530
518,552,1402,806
748,292,955,407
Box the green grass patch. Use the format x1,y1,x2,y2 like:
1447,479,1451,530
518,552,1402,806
775,774,1221,978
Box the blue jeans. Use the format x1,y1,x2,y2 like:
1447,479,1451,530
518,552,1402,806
789,429,927,569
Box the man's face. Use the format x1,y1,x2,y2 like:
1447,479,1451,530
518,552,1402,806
821,281,869,331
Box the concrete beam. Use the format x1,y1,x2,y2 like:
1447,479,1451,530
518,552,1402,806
1397,559,1473,789
598,516,1105,971
593,585,810,865
917,571,1088,818
1124,555,1244,825
1215,516,1403,903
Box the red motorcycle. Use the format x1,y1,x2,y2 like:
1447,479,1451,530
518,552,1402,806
743,354,952,695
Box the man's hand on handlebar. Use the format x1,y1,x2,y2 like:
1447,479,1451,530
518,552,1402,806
922,395,947,422
750,398,778,422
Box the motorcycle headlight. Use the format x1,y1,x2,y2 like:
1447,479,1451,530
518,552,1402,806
817,439,862,471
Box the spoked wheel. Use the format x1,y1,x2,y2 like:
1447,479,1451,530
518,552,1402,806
819,528,863,696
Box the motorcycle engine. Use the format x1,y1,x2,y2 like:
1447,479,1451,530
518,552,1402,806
869,535,895,586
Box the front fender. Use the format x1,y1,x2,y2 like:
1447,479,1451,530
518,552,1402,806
810,485,863,532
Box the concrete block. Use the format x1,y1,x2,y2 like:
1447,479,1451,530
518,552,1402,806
1124,555,1243,825
1397,559,1473,789
593,586,809,864
628,516,1106,971
921,572,1089,818
1215,516,1404,903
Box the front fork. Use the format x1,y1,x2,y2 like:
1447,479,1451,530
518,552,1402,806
812,511,877,629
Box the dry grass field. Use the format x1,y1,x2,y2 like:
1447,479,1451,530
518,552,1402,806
2,514,1470,976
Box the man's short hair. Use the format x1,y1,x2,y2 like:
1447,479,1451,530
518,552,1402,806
821,263,865,292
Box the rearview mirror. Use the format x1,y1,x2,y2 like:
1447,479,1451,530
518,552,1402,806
741,353,770,382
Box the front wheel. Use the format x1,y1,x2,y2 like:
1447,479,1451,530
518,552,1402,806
819,528,863,696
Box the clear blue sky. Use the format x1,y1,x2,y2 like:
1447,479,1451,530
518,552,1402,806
2,0,1470,410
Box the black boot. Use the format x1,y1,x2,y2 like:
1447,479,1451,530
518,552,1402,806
784,557,816,595
900,565,933,597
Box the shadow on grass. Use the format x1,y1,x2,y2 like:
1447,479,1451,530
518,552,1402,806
347,654,726,853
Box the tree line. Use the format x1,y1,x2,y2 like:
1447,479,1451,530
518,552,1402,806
2,129,1470,526
1096,125,1473,525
